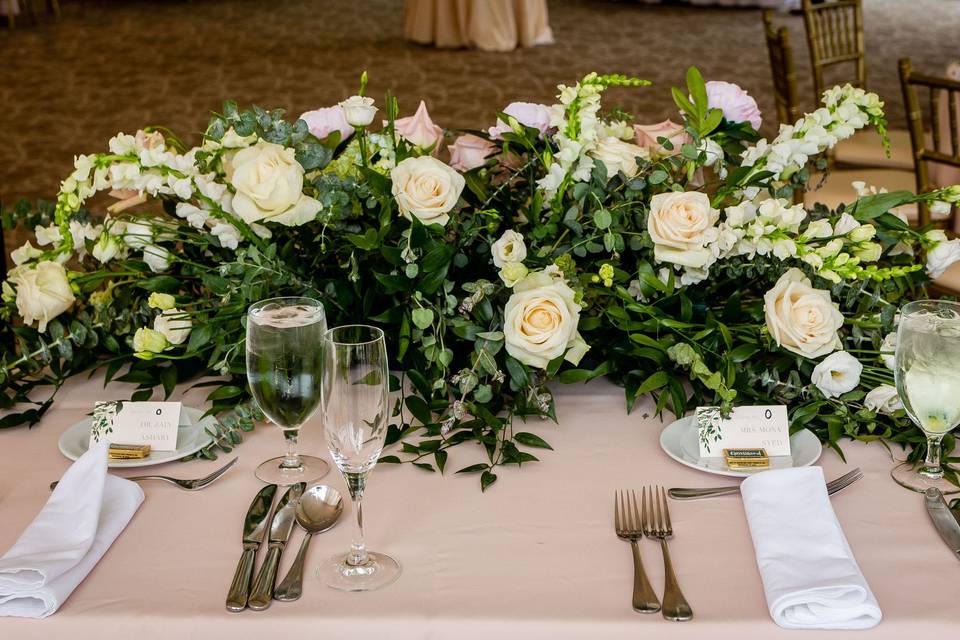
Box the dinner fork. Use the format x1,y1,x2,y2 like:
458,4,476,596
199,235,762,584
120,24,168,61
614,490,661,613
668,467,863,501
49,457,238,491
643,485,693,622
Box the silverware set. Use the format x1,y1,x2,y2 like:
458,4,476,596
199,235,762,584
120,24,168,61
227,482,343,612
615,486,692,621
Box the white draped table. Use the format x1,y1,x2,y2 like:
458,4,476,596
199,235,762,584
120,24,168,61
0,373,957,637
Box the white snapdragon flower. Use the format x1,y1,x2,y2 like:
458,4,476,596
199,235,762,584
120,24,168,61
811,351,862,398
11,242,42,265
175,202,210,229
211,223,242,250
803,219,833,239
34,224,63,246
926,237,960,279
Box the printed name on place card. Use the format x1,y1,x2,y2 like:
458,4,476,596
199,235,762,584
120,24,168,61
90,401,182,451
695,405,790,458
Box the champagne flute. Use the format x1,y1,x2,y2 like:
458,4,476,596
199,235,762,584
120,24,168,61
891,299,960,492
246,297,329,485
318,324,400,591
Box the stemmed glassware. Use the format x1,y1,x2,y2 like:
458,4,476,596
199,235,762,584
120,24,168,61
318,324,400,591
890,299,960,492
245,297,330,485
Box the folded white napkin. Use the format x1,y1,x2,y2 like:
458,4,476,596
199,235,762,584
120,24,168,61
0,441,144,618
739,466,881,630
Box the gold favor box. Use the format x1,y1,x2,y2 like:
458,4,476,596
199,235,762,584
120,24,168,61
723,448,769,469
108,444,152,460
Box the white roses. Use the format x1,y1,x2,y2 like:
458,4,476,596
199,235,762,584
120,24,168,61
8,261,75,332
390,156,465,227
810,351,862,398
764,268,843,358
229,141,322,227
590,136,648,179
491,230,527,268
503,269,589,369
647,191,719,268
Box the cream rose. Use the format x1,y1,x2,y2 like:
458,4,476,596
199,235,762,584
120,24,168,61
764,268,844,358
503,271,588,369
590,136,649,179
491,230,527,268
647,191,719,268
229,141,322,227
390,156,465,227
10,261,75,332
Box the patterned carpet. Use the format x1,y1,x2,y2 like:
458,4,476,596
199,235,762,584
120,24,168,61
1,0,957,253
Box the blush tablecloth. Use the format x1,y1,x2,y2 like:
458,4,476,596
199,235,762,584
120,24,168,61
404,0,554,52
0,373,957,638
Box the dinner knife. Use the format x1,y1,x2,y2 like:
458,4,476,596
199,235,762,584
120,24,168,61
248,482,306,610
226,483,278,612
925,488,960,561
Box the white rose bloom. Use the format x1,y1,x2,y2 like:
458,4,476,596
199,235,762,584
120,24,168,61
211,222,242,250
503,271,588,369
647,191,720,268
879,332,896,370
390,156,465,227
589,136,648,179
925,238,960,279
9,261,75,332
810,351,862,398
143,245,171,273
229,141,322,227
864,385,903,415
491,230,527,268
339,95,378,127
34,224,63,246
154,308,192,345
11,242,42,265
764,268,844,358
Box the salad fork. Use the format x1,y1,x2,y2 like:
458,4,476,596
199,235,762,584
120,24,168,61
50,457,238,491
643,485,693,622
614,490,660,613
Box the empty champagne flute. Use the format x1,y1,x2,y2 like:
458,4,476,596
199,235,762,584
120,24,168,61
891,299,960,492
318,324,400,591
246,297,329,485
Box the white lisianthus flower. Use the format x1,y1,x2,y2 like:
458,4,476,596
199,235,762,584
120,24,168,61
9,261,75,332
229,141,322,227
11,242,42,265
148,293,176,310
864,385,903,415
503,270,588,369
390,156,465,227
143,246,171,273
133,327,169,354
499,262,528,288
339,95,378,127
879,332,896,370
811,351,863,398
925,238,960,279
34,224,63,246
764,268,843,358
123,220,154,249
491,230,527,268
211,223,242,250
589,136,648,179
154,308,192,345
647,191,720,269
92,234,123,263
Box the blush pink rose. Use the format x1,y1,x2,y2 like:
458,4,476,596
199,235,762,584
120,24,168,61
488,102,552,139
447,134,496,172
299,105,355,142
634,120,691,157
395,100,444,152
705,81,762,131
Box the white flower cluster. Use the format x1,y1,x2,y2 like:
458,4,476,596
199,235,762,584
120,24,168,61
739,84,884,195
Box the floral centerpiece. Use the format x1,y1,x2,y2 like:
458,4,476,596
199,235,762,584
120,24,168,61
3,69,959,489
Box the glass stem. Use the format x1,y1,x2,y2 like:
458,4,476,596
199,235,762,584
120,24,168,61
280,429,301,469
345,471,369,566
921,434,944,479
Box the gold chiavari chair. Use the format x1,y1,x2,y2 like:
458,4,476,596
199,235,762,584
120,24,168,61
762,10,802,127
898,58,960,229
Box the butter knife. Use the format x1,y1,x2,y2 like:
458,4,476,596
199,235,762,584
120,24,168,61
226,484,278,612
925,488,960,560
248,483,305,610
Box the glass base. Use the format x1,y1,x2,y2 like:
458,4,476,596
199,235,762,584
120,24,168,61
255,455,329,485
891,461,960,494
318,551,401,591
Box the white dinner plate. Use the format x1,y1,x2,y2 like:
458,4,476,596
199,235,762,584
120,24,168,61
658,415,822,478
58,406,215,468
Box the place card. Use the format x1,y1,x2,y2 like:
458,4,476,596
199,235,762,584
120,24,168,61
90,401,182,451
695,405,790,458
